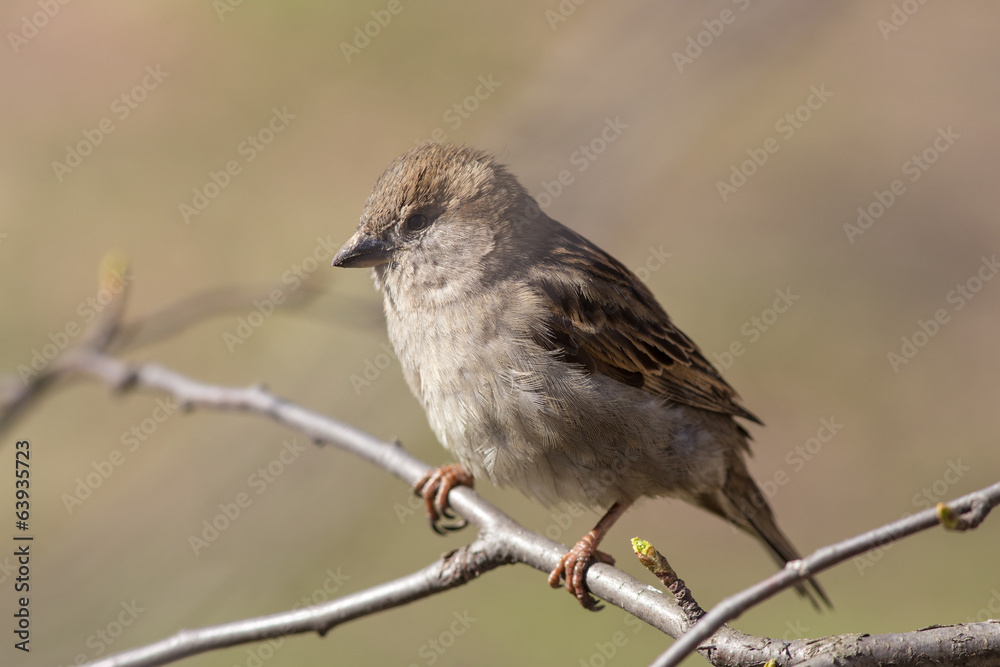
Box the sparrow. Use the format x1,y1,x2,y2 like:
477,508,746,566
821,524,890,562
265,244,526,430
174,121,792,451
332,143,829,610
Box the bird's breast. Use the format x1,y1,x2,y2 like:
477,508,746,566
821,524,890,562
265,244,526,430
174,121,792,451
379,282,730,508
383,285,557,452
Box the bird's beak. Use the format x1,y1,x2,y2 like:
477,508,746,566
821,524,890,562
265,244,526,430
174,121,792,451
332,230,395,268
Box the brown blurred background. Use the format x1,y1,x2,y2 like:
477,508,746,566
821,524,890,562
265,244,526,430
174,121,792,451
2,1,999,665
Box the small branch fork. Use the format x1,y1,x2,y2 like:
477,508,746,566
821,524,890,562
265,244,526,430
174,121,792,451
645,488,1000,667
3,265,998,667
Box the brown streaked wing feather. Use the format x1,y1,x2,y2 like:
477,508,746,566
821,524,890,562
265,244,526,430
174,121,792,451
532,227,762,425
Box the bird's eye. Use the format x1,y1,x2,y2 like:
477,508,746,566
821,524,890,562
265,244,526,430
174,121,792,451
404,213,430,232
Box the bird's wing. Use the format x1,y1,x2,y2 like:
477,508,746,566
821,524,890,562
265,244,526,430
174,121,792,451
530,226,762,425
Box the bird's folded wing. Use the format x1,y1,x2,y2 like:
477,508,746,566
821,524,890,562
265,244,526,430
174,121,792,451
530,228,762,426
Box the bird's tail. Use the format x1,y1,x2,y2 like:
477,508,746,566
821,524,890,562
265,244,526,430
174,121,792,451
699,462,832,610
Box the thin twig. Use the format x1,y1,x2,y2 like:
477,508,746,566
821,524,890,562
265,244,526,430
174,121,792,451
0,253,129,434
111,283,379,353
62,351,1000,667
3,268,999,667
87,538,513,667
632,538,705,625
650,482,1000,667
63,351,693,667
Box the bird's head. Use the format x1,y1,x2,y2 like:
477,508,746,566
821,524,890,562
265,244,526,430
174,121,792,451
333,143,542,296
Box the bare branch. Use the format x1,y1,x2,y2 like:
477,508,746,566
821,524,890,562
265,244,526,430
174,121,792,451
3,275,998,667
111,282,379,353
57,349,1000,667
1,273,375,437
61,350,692,667
632,538,705,625
87,538,515,667
789,623,1000,667
650,483,1000,667
0,254,129,434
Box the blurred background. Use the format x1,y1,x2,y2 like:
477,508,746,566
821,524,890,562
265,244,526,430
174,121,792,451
2,1,999,665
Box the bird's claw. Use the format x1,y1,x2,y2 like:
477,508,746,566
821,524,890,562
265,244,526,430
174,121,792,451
548,535,615,611
413,463,474,534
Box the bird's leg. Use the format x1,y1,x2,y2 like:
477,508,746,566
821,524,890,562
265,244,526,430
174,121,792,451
413,463,474,534
548,501,631,610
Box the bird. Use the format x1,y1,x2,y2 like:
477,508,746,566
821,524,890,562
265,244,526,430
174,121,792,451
332,142,829,610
